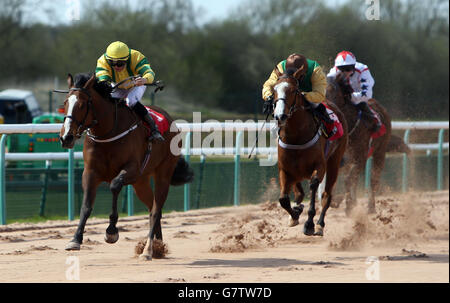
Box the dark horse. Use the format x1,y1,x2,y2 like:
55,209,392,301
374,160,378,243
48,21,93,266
59,73,193,260
273,67,348,236
326,72,391,215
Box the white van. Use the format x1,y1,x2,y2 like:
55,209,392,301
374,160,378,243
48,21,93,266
0,89,43,123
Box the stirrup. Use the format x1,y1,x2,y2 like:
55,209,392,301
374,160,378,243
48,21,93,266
320,121,337,139
149,130,165,142
320,123,331,139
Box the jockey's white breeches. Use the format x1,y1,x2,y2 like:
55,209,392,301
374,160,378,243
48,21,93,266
111,85,147,107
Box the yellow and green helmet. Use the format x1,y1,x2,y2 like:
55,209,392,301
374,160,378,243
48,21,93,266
105,41,130,61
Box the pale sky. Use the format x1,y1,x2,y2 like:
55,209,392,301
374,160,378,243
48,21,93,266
22,0,245,25
192,0,244,23
22,0,349,25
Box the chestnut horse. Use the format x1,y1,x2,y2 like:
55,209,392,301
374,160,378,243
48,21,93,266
326,73,391,215
273,68,348,236
59,73,193,260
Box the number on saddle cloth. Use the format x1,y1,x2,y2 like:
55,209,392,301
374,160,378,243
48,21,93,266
322,104,344,141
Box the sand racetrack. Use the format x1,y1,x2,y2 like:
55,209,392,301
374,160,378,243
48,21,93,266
0,190,448,283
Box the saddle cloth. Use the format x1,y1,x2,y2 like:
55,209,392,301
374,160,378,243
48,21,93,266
144,106,169,135
367,105,387,158
323,103,344,141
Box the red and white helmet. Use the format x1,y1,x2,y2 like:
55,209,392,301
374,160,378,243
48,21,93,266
335,51,356,67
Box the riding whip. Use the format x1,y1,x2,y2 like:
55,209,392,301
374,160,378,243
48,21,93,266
248,112,271,159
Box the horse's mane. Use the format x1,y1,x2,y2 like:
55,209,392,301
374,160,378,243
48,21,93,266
285,68,297,77
74,73,113,99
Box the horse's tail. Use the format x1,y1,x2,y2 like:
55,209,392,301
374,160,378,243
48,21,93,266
386,134,411,155
171,157,194,186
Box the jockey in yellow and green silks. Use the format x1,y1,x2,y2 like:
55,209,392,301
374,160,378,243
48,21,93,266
95,41,164,142
262,53,333,125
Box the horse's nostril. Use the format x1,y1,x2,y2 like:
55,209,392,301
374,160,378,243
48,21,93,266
279,114,287,121
60,134,74,147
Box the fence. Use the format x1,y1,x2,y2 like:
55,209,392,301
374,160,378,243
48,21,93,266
0,121,448,224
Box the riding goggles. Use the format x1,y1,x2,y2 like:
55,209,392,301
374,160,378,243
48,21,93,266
108,60,127,67
337,65,355,72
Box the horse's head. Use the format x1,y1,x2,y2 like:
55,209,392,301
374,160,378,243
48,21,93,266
326,72,353,108
59,73,98,148
272,66,306,125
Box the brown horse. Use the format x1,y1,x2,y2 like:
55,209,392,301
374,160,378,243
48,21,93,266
273,67,348,236
326,72,391,215
59,73,193,260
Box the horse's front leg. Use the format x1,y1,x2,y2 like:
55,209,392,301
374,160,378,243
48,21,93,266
304,170,322,236
66,170,100,250
292,182,305,215
278,169,300,227
105,165,139,244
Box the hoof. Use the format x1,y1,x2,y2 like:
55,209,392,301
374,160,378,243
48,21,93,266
289,218,299,227
303,221,315,236
293,204,304,215
314,225,324,236
330,195,343,208
104,233,119,244
65,241,81,251
139,254,152,261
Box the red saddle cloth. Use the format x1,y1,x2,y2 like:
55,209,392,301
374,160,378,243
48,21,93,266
144,106,169,134
323,103,344,141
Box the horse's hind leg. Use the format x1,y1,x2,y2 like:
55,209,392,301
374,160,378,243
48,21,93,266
139,175,170,261
66,170,100,250
368,146,388,214
278,170,301,227
316,154,342,236
131,175,155,258
344,159,364,216
304,170,321,236
106,166,139,244
140,157,177,261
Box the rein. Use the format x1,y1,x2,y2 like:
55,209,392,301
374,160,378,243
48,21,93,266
55,76,164,144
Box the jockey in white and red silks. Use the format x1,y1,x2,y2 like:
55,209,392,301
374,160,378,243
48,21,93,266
327,51,380,132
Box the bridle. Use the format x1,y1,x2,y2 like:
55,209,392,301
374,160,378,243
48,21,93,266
63,87,98,138
273,75,307,120
55,85,124,140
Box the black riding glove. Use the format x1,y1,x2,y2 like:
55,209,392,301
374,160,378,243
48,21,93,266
154,80,165,92
263,96,274,115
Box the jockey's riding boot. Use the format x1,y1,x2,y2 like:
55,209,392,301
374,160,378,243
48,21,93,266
314,103,334,125
132,102,165,142
142,112,165,142
356,102,380,133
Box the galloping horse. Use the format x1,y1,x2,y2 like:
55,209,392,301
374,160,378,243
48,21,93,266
58,73,193,260
326,72,391,215
273,67,348,236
